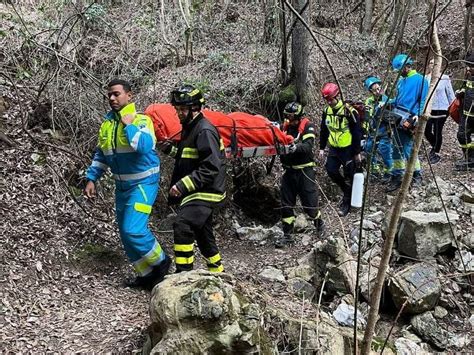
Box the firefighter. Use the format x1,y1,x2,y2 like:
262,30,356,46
386,54,428,192
275,102,325,248
163,84,226,273
364,76,393,182
454,52,474,170
84,79,170,290
319,83,362,217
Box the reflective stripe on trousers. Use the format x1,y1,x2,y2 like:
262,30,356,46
116,183,166,276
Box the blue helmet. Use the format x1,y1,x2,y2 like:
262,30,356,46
392,54,414,71
364,76,382,91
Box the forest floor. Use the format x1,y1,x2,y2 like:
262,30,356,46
1,1,472,352
1,109,472,352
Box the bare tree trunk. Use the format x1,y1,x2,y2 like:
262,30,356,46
391,0,412,58
465,0,473,53
280,0,289,83
179,0,193,64
360,0,374,35
290,0,310,101
387,0,403,41
360,2,442,353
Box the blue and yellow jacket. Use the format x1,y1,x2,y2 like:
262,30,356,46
86,103,160,190
394,69,429,116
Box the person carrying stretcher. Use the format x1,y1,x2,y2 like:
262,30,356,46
275,102,325,248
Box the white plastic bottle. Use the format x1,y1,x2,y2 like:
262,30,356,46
351,172,365,208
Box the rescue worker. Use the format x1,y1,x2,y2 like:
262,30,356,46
319,83,362,217
163,84,226,273
364,76,393,182
386,54,428,192
84,79,170,290
275,102,325,248
454,52,474,170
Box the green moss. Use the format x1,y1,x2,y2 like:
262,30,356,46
371,336,395,353
278,85,297,103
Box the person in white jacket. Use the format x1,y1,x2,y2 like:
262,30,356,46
424,59,455,164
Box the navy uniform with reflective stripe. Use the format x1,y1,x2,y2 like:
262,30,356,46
280,119,321,235
85,103,167,278
166,112,226,272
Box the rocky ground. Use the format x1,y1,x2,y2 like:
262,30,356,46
1,0,472,353
1,91,472,352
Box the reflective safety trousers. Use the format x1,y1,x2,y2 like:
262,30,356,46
86,103,160,190
391,129,421,177
116,182,166,277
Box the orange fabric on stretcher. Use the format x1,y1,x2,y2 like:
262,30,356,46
145,103,182,142
144,103,294,156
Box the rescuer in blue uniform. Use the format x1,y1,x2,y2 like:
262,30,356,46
386,54,428,192
84,79,170,290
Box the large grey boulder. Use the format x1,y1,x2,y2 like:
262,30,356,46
235,224,283,243
397,211,459,259
259,266,285,282
411,311,451,349
332,303,366,328
287,277,316,300
359,256,381,302
146,271,274,354
268,308,373,354
313,237,357,295
388,263,441,314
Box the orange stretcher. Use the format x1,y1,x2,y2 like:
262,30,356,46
145,103,294,158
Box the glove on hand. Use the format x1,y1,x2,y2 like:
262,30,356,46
157,140,172,152
288,142,297,154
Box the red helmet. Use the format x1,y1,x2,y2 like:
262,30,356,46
321,83,340,99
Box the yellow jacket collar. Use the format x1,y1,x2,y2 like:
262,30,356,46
407,69,417,78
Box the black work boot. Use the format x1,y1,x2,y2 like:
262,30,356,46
275,234,295,248
338,201,351,217
428,150,441,164
123,275,150,289
385,175,402,193
314,218,326,237
148,255,172,290
411,174,423,188
380,173,392,184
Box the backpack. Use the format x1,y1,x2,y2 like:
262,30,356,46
282,117,310,138
345,100,369,136
344,100,367,124
448,97,461,124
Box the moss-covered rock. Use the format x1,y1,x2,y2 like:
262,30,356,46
147,270,275,354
